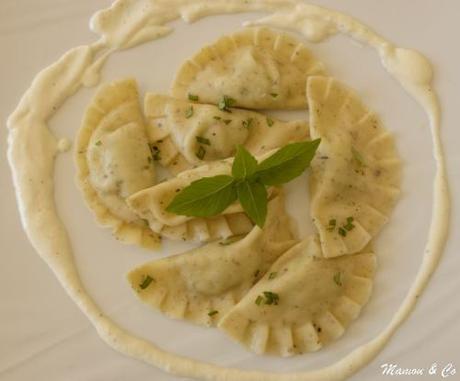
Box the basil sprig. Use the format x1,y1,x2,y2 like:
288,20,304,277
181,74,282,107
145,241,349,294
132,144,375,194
166,139,321,228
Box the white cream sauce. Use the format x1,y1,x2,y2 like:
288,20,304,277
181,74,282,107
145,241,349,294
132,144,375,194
6,1,449,380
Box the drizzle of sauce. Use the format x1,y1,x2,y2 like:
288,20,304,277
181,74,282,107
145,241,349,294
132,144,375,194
6,1,450,380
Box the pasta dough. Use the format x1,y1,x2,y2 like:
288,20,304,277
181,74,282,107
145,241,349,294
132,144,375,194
75,78,160,248
127,195,297,326
172,27,326,110
144,93,309,172
127,159,256,242
218,236,376,356
307,76,401,258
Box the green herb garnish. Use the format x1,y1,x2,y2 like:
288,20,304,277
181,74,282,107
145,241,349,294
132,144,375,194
208,310,219,317
196,136,211,146
270,93,278,98
327,218,337,232
338,227,347,237
268,272,277,280
237,180,267,227
167,175,236,217
255,139,321,186
255,291,280,306
196,146,206,160
218,95,236,112
242,118,254,129
188,93,199,101
95,140,102,146
263,291,280,305
343,216,355,231
223,119,232,125
139,275,154,290
333,272,343,286
166,140,321,227
266,117,274,127
185,106,194,119
213,116,222,120
232,145,258,180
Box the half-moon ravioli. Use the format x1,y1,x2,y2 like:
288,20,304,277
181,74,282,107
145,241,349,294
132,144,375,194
307,76,401,258
75,78,160,249
218,236,376,356
171,27,326,110
127,195,297,326
127,159,257,242
144,93,309,173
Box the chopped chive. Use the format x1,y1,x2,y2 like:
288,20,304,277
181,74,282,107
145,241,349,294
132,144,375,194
333,272,343,286
242,118,254,129
185,106,194,119
188,93,199,101
343,216,355,231
139,275,154,290
270,93,278,98
263,291,280,305
254,269,260,278
95,140,102,146
344,223,354,231
351,146,366,166
268,272,277,280
327,218,337,232
208,310,219,317
338,227,347,237
266,117,274,127
213,116,222,120
218,95,236,112
196,136,211,146
223,119,232,125
196,146,206,160
255,295,264,306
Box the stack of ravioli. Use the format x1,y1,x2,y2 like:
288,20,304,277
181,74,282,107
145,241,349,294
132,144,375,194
75,28,401,356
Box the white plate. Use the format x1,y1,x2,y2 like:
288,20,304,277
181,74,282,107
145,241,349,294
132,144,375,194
1,1,459,380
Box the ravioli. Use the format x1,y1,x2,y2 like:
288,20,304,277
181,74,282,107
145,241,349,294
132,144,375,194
75,78,160,249
127,195,297,326
127,160,256,242
171,27,326,110
218,236,376,356
307,77,401,258
144,94,309,173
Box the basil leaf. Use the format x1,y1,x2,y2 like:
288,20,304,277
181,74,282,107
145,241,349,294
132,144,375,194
166,175,237,217
232,145,258,180
237,180,267,228
255,139,321,186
